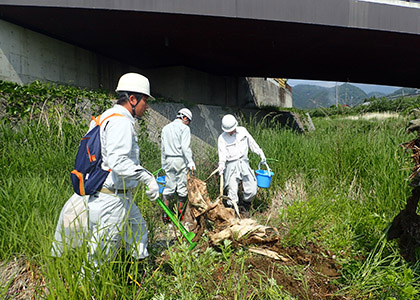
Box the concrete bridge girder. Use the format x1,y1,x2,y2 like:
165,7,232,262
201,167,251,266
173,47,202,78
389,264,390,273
0,0,419,88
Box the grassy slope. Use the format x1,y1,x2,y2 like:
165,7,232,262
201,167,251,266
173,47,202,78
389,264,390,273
1,82,420,298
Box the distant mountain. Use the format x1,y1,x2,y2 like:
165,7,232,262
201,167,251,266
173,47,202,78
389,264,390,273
351,83,399,95
388,88,420,98
292,85,330,109
367,91,386,98
336,83,368,106
293,83,368,109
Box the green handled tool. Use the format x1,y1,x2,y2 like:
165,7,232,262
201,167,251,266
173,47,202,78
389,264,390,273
157,197,197,250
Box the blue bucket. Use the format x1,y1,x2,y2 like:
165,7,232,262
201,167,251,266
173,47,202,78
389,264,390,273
255,162,274,188
157,175,166,194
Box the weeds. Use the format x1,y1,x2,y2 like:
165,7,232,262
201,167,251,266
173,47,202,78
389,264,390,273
1,81,420,298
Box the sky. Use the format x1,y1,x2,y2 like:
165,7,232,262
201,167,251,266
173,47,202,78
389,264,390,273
287,79,401,95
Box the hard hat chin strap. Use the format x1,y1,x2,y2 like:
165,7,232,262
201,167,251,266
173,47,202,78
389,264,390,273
131,102,137,117
132,102,142,120
127,92,141,119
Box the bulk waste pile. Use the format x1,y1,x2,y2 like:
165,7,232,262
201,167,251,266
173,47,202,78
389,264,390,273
184,173,279,246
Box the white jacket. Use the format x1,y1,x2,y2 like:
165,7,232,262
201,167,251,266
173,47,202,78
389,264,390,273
218,126,265,170
161,119,194,167
88,104,152,190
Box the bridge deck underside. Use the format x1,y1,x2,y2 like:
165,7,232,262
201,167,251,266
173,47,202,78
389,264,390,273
0,5,419,88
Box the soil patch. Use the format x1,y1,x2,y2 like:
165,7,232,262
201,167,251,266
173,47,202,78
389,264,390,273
343,112,400,120
210,241,343,300
0,257,46,299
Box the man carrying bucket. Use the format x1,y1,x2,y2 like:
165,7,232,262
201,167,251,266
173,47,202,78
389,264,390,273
218,114,266,211
161,108,196,222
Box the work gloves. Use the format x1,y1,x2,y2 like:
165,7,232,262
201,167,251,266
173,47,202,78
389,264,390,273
145,176,159,201
187,161,196,171
136,169,159,201
260,153,266,164
218,163,225,176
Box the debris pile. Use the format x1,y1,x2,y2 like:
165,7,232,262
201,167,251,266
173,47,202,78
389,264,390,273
185,173,279,246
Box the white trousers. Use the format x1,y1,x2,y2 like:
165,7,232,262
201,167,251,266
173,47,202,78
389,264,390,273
163,157,188,198
88,191,149,267
224,158,257,204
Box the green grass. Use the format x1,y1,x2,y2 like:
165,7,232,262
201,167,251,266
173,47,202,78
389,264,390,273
2,88,420,298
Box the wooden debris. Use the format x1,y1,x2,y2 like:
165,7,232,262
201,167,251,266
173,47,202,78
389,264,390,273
248,247,290,262
209,218,279,245
185,174,279,246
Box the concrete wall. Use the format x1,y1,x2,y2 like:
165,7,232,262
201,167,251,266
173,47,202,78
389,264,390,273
143,66,247,107
0,19,135,89
145,102,305,149
145,103,224,163
247,77,293,108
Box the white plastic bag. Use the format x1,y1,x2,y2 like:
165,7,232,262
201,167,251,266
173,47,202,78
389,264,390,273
51,193,89,256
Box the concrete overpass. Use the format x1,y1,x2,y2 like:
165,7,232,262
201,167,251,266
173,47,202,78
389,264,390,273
0,0,420,92
1,0,420,88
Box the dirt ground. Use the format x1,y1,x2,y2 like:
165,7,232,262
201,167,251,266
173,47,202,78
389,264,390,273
0,241,343,300
343,112,400,120
0,256,46,300
208,240,343,300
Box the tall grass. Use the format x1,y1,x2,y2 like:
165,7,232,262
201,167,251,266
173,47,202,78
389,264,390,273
0,119,80,259
1,102,420,298
246,114,420,298
247,115,411,245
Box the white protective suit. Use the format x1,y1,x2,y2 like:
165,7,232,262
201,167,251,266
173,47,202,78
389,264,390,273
52,104,158,266
218,126,266,204
161,118,194,198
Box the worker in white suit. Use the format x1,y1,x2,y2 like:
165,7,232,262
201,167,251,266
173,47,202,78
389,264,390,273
161,108,195,221
218,114,266,210
52,73,160,270
88,73,159,268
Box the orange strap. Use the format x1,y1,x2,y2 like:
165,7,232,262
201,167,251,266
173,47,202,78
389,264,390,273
91,113,124,127
71,170,85,195
100,113,123,126
86,114,123,163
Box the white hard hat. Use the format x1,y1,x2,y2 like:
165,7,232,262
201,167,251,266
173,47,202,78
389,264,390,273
221,114,238,132
115,73,154,99
177,108,192,121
